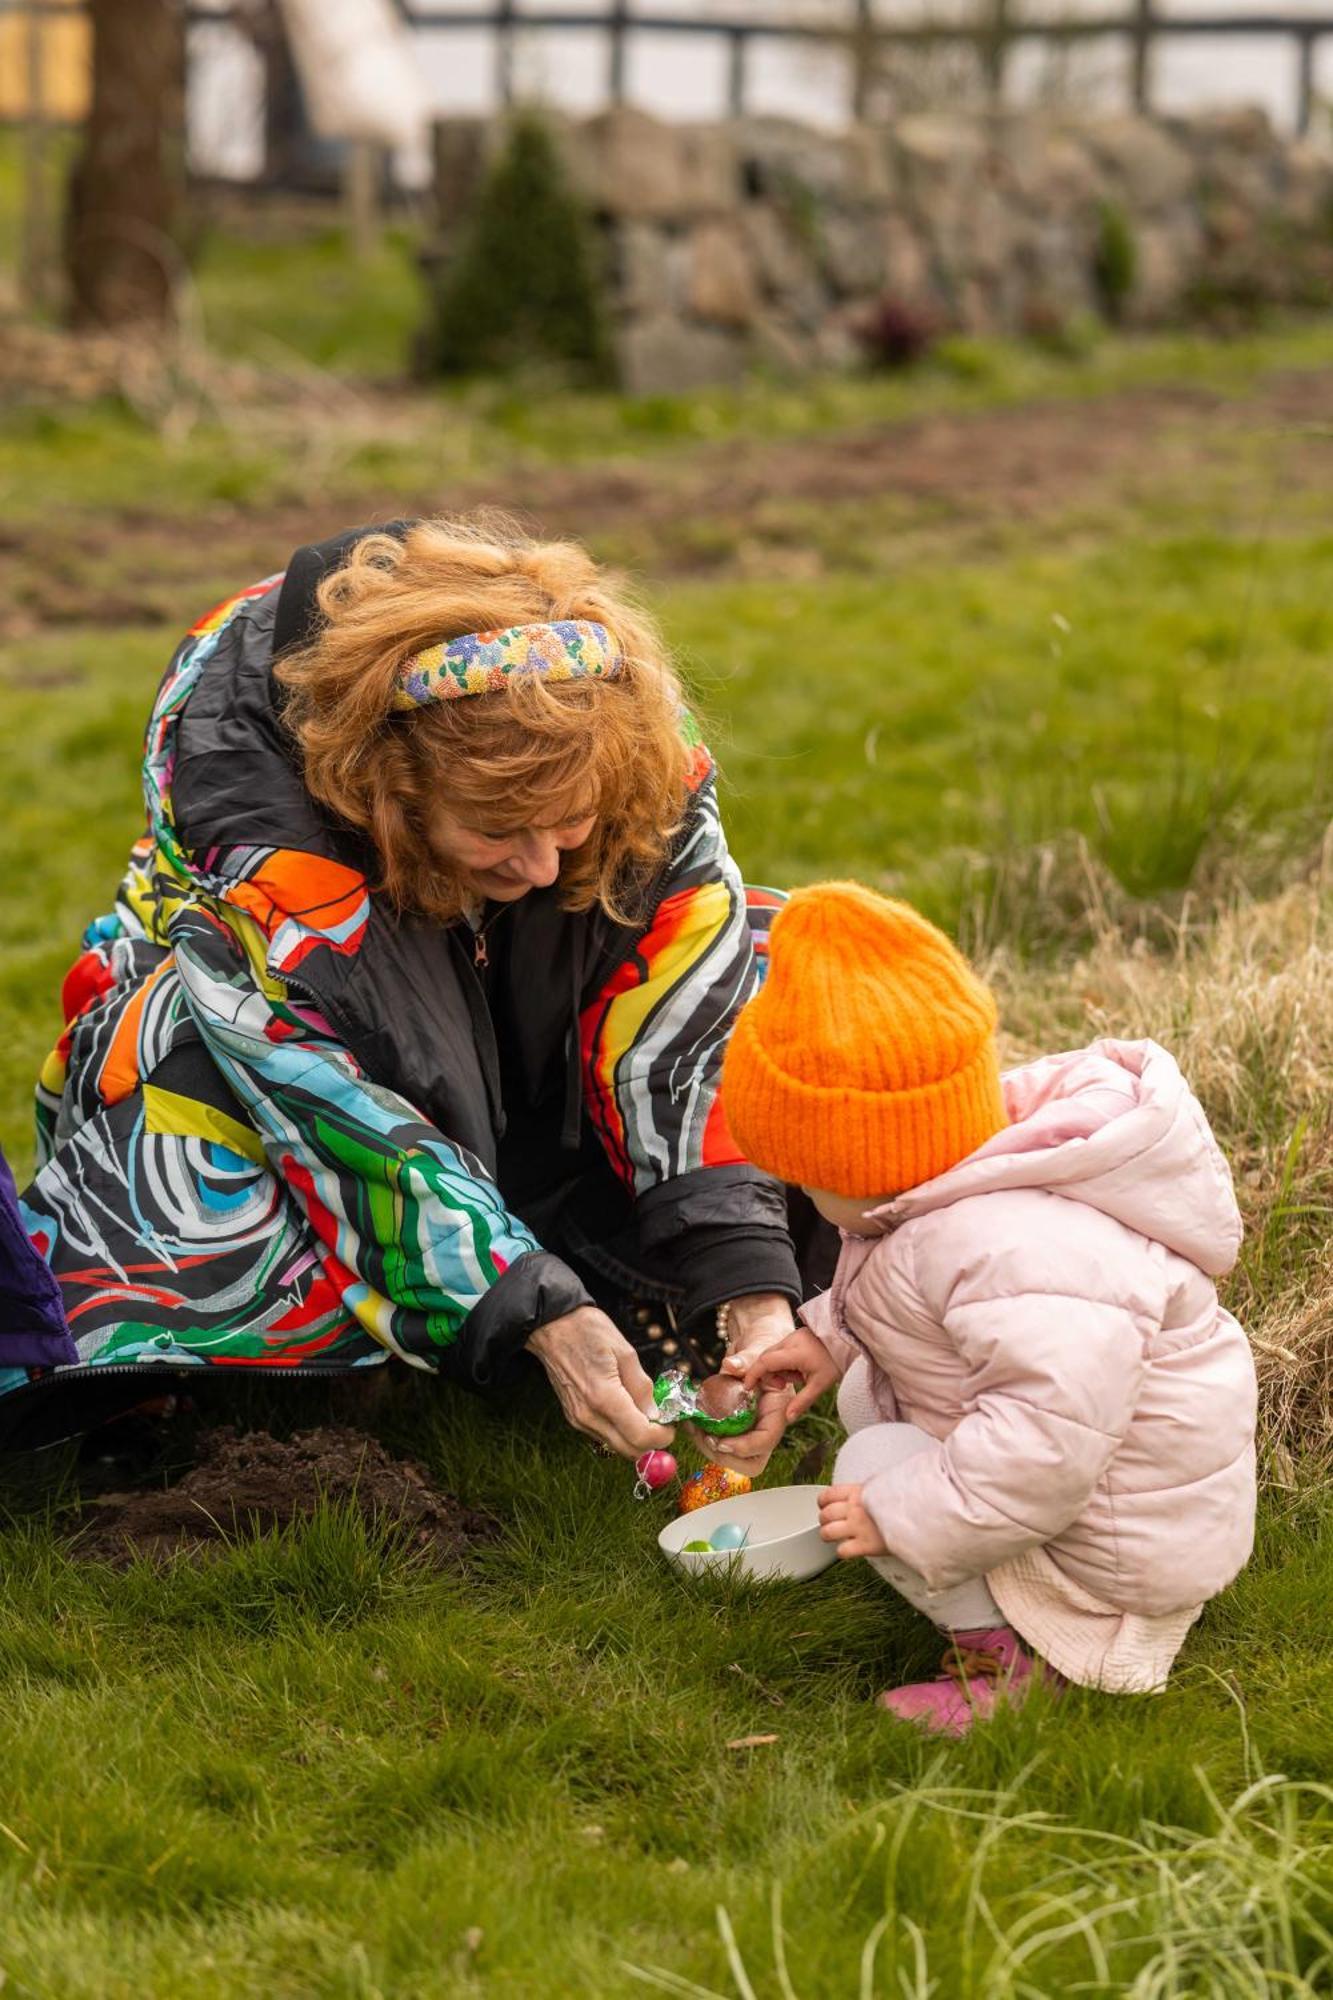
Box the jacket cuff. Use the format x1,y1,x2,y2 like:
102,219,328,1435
670,1226,802,1336
633,1165,801,1335
449,1250,593,1389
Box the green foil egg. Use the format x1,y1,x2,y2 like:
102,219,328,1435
652,1366,758,1438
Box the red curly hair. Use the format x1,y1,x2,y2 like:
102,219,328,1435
276,514,693,924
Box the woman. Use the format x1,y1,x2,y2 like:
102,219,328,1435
6,517,812,1462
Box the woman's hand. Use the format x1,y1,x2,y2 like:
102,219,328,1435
688,1292,798,1478
528,1306,675,1461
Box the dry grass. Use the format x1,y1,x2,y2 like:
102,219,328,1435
993,840,1333,1475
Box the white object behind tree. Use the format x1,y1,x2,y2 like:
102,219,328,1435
276,0,430,151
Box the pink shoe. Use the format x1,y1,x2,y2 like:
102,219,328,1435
878,1626,1058,1737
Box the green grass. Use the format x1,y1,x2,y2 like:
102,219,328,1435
0,1390,1329,1997
685,522,1333,927
4,473,1331,1147
2,477,1332,1994
192,223,423,377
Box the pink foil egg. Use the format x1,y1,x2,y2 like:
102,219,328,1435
634,1449,678,1493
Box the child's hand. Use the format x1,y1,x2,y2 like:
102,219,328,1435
818,1482,888,1560
727,1328,839,1420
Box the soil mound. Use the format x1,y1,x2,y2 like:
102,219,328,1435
70,1425,497,1567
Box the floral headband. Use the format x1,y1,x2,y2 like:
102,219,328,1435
390,620,623,711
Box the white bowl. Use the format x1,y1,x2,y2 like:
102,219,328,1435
658,1484,837,1582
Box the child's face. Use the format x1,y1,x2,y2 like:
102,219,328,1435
807,1188,895,1235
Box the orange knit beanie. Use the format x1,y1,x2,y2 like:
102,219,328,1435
722,882,1006,1198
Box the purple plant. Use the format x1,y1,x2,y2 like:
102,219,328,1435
856,294,942,371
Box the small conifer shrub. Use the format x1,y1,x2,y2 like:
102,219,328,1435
422,110,614,385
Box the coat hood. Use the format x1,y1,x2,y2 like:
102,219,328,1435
880,1039,1242,1278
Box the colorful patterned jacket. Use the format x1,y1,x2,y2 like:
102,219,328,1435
33,534,799,1387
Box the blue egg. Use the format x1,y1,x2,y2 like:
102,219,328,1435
710,1521,749,1551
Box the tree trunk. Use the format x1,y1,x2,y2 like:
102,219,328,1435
65,0,186,328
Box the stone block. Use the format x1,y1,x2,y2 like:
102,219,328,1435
1203,199,1260,253
1180,106,1276,155
741,201,817,297
616,315,746,395
895,117,991,239
813,304,867,372
686,219,761,328
607,220,679,316
1001,124,1105,220
1079,116,1195,214
750,311,816,377
820,211,885,297
1022,217,1099,318
844,126,895,203
568,108,735,221
783,275,836,333
1123,217,1201,326
881,214,935,308
736,117,862,205
960,185,1021,280
1281,143,1333,230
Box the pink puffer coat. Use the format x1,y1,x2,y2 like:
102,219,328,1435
805,1040,1258,1621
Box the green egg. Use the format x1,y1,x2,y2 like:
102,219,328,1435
682,1539,713,1553
693,1405,758,1438
652,1368,758,1437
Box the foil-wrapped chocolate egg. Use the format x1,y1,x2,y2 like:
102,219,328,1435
652,1365,757,1439
691,1385,756,1436
678,1465,752,1514
634,1450,678,1495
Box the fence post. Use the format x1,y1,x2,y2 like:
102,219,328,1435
1130,0,1154,113
344,140,380,262
850,0,873,121
1295,29,1316,137
496,0,515,105
727,28,747,116
983,0,1009,107
608,0,628,104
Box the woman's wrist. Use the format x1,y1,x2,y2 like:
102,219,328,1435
718,1291,796,1354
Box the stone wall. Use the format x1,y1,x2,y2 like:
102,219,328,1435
430,105,1333,395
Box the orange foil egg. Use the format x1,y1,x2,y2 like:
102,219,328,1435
678,1465,753,1514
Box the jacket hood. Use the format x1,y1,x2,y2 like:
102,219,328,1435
880,1039,1242,1277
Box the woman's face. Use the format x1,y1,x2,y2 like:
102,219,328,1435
430,810,597,902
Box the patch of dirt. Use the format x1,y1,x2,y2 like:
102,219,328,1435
68,1424,498,1567
2,366,1330,647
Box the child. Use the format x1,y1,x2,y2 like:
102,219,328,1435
720,883,1257,1735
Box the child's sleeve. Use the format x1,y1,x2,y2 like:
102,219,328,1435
856,1195,1165,1591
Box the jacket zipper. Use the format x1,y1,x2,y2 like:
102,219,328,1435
447,925,506,1137
15,1361,368,1389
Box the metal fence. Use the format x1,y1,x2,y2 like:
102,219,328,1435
402,1,1333,135
3,0,1331,137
